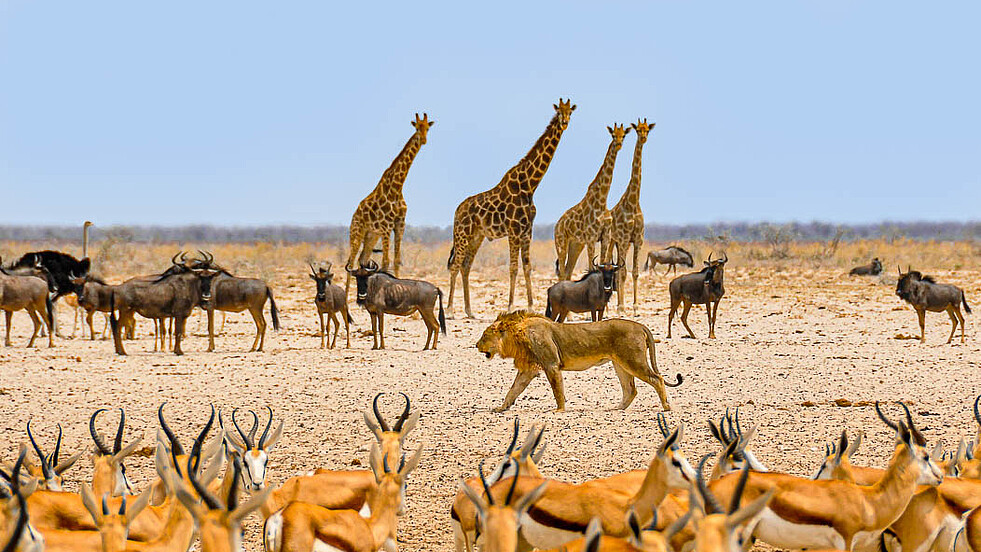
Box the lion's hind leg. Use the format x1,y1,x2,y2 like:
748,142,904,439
543,367,567,412
613,365,637,410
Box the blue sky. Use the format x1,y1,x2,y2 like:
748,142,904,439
1,1,978,226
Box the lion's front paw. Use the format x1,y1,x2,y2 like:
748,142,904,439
492,406,509,413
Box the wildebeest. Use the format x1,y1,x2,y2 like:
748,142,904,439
10,250,90,336
191,252,280,353
544,258,623,322
644,246,694,275
69,274,117,340
347,260,446,350
896,266,971,343
0,257,54,348
109,256,219,355
849,257,883,276
309,262,352,349
667,253,727,339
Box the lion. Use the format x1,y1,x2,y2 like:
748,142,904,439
476,311,683,412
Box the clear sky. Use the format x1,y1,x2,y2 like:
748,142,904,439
1,1,978,227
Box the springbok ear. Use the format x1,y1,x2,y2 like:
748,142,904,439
55,451,84,475
583,518,603,552
625,508,642,542
125,487,153,527
113,434,144,463
531,442,547,465
844,431,863,458
514,480,549,514
80,483,103,526
398,412,421,441
931,441,944,461
263,420,285,451
459,479,488,515
726,488,775,530
362,411,384,441
399,445,423,478
368,444,384,483
231,485,275,525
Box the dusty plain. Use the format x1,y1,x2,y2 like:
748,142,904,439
0,238,979,551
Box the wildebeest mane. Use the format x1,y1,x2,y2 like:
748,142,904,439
575,269,602,282
668,245,693,258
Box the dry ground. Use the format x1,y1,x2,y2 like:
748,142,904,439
0,239,979,551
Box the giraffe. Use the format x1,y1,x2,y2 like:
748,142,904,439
606,118,654,315
345,113,433,293
553,123,630,281
446,99,576,319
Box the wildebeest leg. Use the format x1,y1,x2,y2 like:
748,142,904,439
173,316,188,355
328,312,340,349
318,311,326,349
667,299,679,339
556,310,567,323
916,307,927,343
590,310,597,322
250,306,267,352
342,307,350,349
370,313,378,349
3,311,11,346
207,307,216,352
946,307,959,344
220,312,226,334
680,301,696,339
705,303,714,339
87,311,96,341
493,370,537,413
956,307,966,343
711,300,721,339
26,308,41,348
420,306,439,350
614,365,637,410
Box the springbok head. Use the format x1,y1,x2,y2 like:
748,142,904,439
363,392,419,463
0,447,43,552
707,407,768,479
90,409,142,496
221,406,284,491
811,429,864,481
26,421,82,491
460,460,548,552
691,455,775,552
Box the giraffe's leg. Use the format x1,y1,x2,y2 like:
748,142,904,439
344,224,365,296
631,239,642,315
446,231,470,319
393,218,405,277
461,238,481,319
360,233,381,266
565,242,585,281
380,234,392,272
554,237,568,279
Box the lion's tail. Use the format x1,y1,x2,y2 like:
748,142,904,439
645,326,683,388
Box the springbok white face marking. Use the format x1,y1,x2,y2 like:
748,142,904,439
221,405,283,492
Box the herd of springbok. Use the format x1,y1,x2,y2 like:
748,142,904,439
6,394,981,552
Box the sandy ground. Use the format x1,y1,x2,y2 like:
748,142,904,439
1,262,980,550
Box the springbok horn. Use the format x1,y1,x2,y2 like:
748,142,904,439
656,413,670,439
897,402,927,446
90,409,112,456
113,408,125,454
258,406,274,450
875,401,899,431
393,393,411,433
372,394,391,433
477,459,495,506
227,456,242,511
158,403,185,457
186,449,222,511
26,421,53,481
973,395,981,427
52,424,62,466
246,411,259,449
727,463,751,514
188,404,216,474
505,461,521,506
231,408,254,450
696,453,725,515
504,418,520,457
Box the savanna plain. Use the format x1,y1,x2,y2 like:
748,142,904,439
1,238,979,551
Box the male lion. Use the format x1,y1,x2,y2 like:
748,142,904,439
476,311,683,412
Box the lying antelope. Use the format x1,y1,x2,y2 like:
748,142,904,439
0,258,54,348
667,253,726,339
692,457,776,552
347,260,447,350
221,406,284,491
264,445,421,552
25,421,82,491
480,419,694,550
1,447,44,552
90,408,142,497
310,262,352,349
360,392,420,464
538,512,690,552
707,412,943,551
452,418,547,552
896,266,972,343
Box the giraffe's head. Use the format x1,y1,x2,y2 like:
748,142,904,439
552,99,576,131
631,118,655,145
607,123,631,150
411,113,434,144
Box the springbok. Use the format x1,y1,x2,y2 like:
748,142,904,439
263,444,421,552
89,408,142,497
645,246,694,276
457,461,549,552
309,262,352,349
25,421,82,492
896,266,971,343
347,260,447,350
1,447,44,552
667,253,727,339
691,457,776,552
221,406,284,491
451,418,547,552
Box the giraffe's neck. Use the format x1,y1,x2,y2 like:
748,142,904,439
582,139,621,209
618,138,646,209
378,131,424,193
495,115,566,197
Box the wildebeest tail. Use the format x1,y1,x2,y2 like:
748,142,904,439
964,290,972,314
437,289,447,335
545,296,553,319
267,288,281,330
554,259,559,277
109,290,117,333
643,254,650,272
44,293,54,331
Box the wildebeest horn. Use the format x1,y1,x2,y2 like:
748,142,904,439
345,263,355,273
707,252,712,262
898,265,902,275
90,409,112,455
393,393,411,433
367,260,379,271
171,252,182,266
309,263,318,276
372,393,391,432
721,253,728,263
325,262,332,273
590,256,598,269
